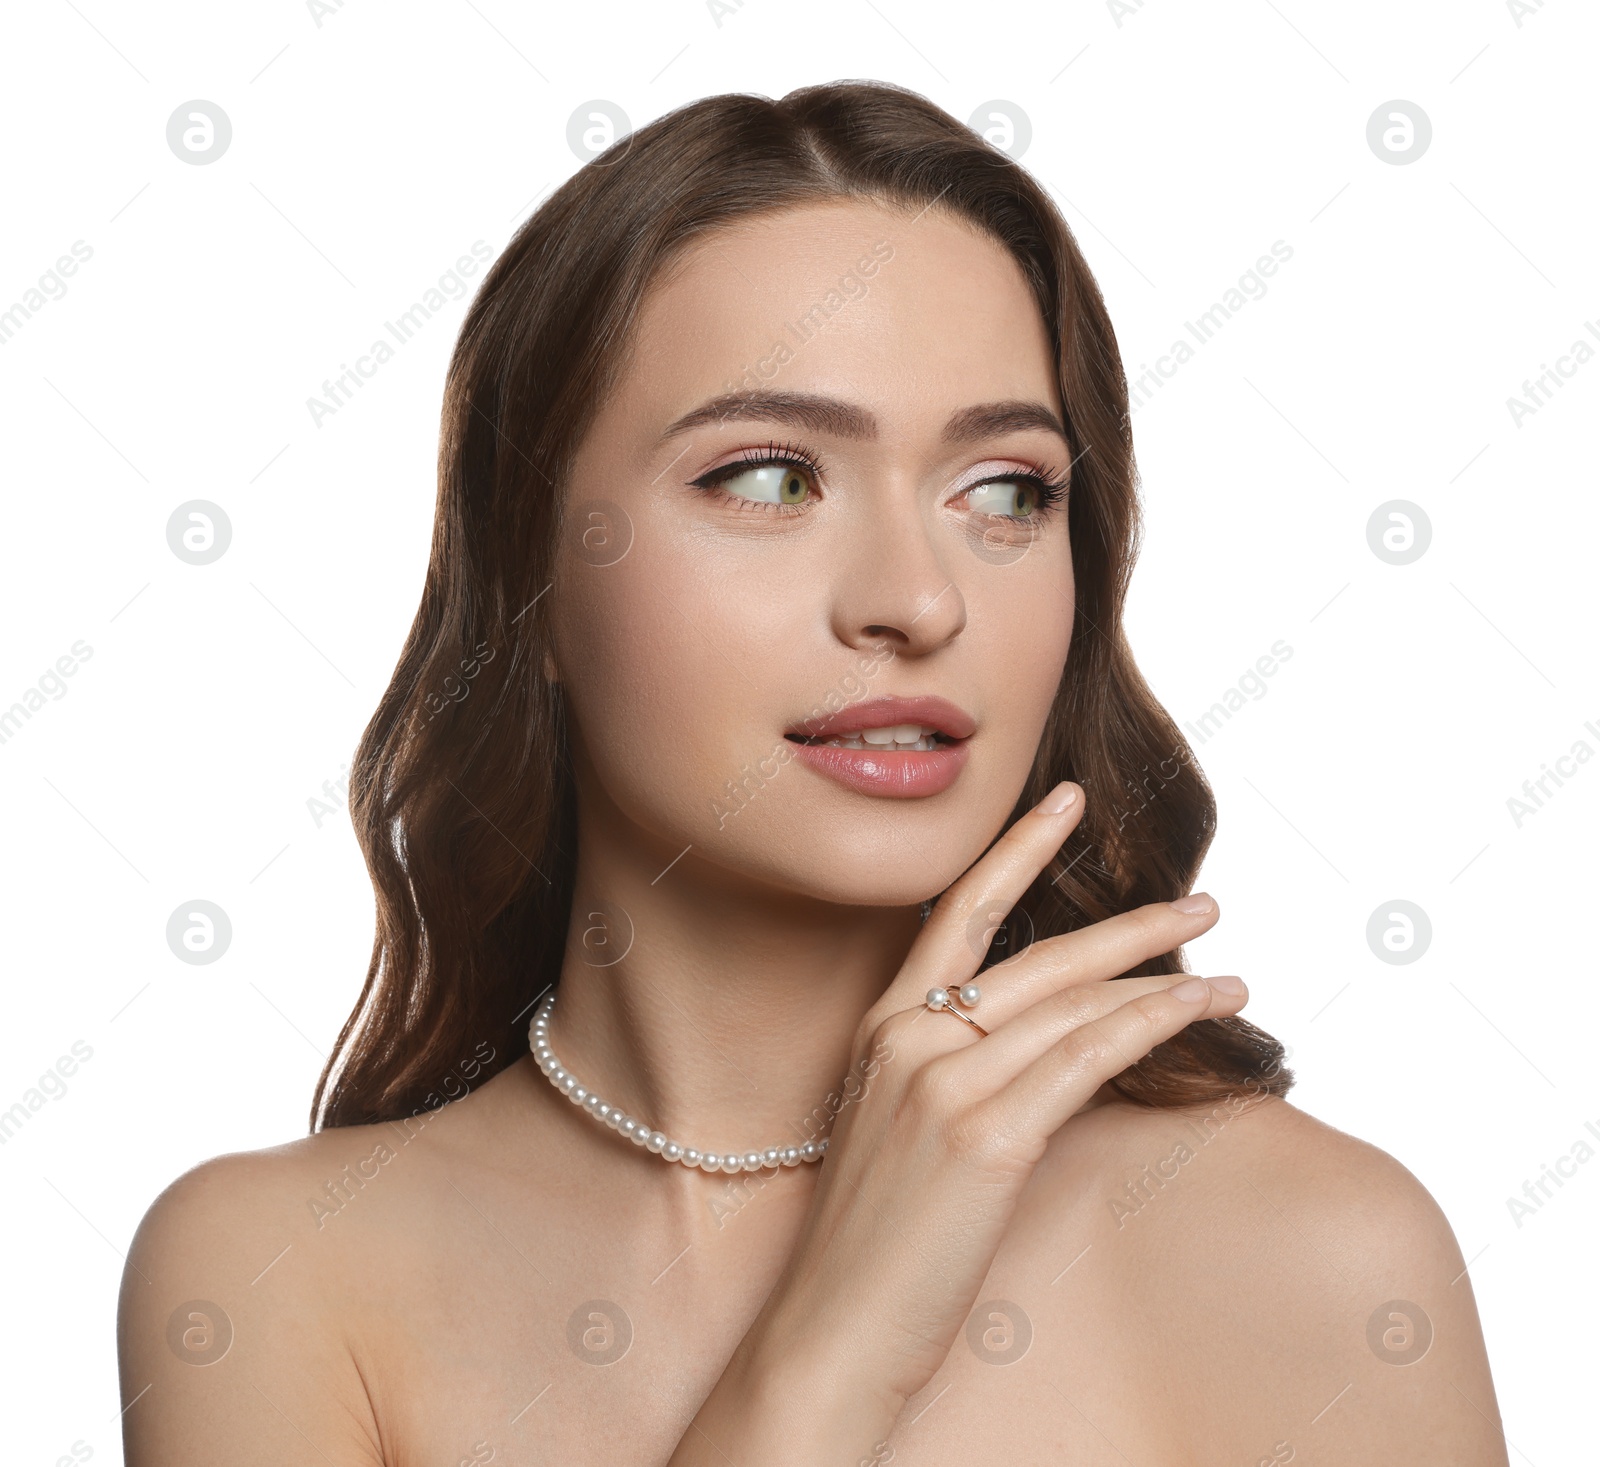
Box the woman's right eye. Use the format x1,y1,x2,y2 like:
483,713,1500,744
711,463,814,505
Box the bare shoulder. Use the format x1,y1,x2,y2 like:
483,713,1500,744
1150,1093,1488,1318
1115,1089,1453,1240
1002,1092,1509,1463
120,1068,531,1459
117,1126,395,1466
1036,1090,1476,1290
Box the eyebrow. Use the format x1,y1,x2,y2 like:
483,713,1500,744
659,390,1069,447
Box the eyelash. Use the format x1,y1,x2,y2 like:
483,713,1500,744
688,440,1072,519
690,440,825,515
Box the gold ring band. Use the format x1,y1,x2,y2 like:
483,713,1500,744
932,986,989,1037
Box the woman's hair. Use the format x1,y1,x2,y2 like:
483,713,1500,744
311,80,1292,1132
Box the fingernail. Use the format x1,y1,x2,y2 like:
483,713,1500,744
1041,782,1078,814
1208,974,1246,996
1169,892,1214,915
1169,977,1209,1003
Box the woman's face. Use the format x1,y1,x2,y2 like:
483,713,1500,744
549,197,1075,907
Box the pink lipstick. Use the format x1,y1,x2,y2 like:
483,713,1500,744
785,695,974,798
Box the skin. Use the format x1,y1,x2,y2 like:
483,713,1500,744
118,199,1508,1465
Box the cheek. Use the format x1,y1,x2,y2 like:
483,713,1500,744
550,536,784,828
968,554,1074,740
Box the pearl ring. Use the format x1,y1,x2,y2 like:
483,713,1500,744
925,983,989,1037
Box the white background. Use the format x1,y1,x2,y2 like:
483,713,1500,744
2,0,1594,1461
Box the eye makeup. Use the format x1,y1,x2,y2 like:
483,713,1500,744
686,440,1071,522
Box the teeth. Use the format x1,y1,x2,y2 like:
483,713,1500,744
861,723,925,745
822,724,940,752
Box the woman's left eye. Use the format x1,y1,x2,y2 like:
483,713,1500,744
964,478,1043,518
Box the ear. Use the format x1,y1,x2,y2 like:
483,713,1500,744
543,647,560,684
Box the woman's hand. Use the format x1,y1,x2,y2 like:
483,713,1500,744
669,781,1249,1465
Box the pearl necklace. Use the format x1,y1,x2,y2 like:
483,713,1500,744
528,989,829,1173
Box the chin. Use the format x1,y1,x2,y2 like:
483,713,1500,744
696,782,1009,911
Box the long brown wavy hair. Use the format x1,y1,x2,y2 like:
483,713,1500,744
311,80,1292,1132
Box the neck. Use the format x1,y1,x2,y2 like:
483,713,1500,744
542,801,921,1161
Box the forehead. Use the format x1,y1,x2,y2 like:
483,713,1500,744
618,197,1061,432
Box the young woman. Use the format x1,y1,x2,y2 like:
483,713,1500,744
118,82,1507,1465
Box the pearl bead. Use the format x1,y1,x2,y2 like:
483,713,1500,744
959,983,981,1008
528,994,832,1172
925,987,948,1008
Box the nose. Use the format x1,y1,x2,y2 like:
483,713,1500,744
830,513,967,657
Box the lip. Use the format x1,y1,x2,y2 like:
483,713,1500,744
787,695,977,743
785,695,975,800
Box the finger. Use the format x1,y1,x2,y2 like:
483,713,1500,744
956,892,1223,1030
874,781,1085,1018
948,971,1248,1095
879,894,1224,1068
968,978,1244,1147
